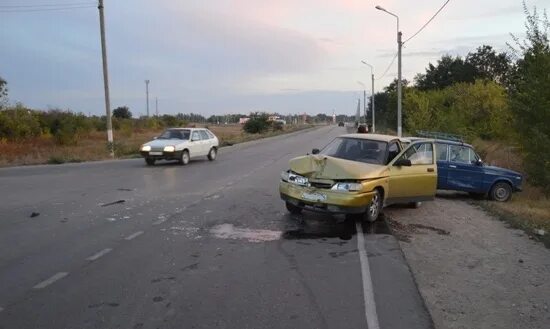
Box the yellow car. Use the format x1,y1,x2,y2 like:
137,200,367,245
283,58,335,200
279,134,437,222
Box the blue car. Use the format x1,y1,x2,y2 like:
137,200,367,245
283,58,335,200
410,134,523,201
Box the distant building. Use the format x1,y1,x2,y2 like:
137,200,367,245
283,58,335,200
239,117,250,124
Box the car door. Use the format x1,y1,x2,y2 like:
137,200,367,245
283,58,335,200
199,130,212,153
435,142,450,189
446,145,484,192
189,130,203,158
386,141,437,204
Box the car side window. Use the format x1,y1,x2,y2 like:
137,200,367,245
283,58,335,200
191,131,201,141
449,145,472,164
435,143,448,161
199,130,209,140
399,142,434,165
206,130,215,139
387,142,400,164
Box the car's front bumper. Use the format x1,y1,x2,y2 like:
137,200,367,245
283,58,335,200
140,150,183,161
279,181,375,214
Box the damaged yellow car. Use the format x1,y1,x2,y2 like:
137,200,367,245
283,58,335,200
280,134,437,222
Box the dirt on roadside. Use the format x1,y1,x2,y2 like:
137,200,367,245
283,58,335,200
384,195,550,329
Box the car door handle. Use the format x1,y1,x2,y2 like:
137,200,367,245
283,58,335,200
449,165,457,168
427,168,435,172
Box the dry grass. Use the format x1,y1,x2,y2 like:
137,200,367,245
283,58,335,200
0,124,311,167
472,139,550,244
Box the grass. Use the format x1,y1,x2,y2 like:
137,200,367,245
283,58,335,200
472,139,550,247
0,124,312,167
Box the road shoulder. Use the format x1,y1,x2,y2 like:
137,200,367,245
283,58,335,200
384,196,550,329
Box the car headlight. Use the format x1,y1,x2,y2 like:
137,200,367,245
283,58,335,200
331,182,362,192
281,170,309,186
163,145,175,152
141,145,151,152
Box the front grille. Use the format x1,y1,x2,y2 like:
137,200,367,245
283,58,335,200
310,182,333,189
151,146,164,152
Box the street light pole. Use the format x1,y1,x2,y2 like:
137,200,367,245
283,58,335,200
376,5,402,137
146,81,151,117
357,81,366,124
361,61,375,133
97,0,114,157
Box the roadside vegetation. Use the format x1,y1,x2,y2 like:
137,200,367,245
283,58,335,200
370,3,549,239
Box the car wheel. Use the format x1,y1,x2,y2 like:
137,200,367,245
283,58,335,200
364,189,382,222
490,182,512,202
145,158,155,166
207,147,217,161
409,201,422,208
179,150,190,165
285,202,302,214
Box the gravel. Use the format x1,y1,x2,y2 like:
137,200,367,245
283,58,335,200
384,195,550,329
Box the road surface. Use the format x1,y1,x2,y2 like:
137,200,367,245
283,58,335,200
0,126,432,329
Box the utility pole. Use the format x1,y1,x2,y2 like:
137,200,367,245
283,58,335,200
371,72,375,133
155,97,158,116
98,0,114,157
145,80,150,117
397,31,402,137
363,89,367,124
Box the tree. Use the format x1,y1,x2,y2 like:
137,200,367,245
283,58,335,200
415,55,477,90
0,76,8,109
509,3,550,193
112,106,132,119
465,45,512,85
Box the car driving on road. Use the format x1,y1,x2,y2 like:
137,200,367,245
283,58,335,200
280,134,437,222
140,128,219,166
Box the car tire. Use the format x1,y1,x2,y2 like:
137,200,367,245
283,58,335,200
409,201,422,208
489,182,512,202
207,147,217,161
285,202,302,215
145,158,155,166
179,150,190,165
364,189,382,222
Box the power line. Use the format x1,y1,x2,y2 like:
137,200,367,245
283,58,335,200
0,2,95,8
375,52,398,81
403,0,452,44
0,5,95,13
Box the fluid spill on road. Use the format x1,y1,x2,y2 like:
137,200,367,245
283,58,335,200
210,223,282,242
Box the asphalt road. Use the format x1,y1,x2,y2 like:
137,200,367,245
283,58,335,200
0,126,433,329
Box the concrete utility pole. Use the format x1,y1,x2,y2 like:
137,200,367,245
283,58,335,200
155,97,158,116
376,5,402,136
357,81,366,124
145,80,150,117
98,0,114,157
362,61,375,133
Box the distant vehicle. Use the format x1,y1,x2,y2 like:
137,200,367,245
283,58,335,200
280,134,437,222
140,128,219,166
413,132,523,202
338,121,345,127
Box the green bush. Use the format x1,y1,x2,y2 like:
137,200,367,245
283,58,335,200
243,114,270,134
0,105,42,141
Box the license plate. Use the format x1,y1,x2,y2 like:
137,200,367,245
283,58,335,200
149,151,162,155
301,192,327,202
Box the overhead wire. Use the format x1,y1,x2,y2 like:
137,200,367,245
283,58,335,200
403,0,451,44
375,52,398,81
0,2,95,8
0,5,96,13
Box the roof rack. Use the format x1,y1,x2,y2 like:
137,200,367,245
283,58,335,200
416,130,464,142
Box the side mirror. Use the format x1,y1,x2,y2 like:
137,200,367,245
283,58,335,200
474,159,483,166
394,158,412,167
312,148,320,155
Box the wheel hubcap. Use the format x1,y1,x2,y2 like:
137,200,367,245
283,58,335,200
211,149,216,158
496,187,507,200
369,194,379,217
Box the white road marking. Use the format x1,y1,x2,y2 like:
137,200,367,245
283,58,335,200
33,272,68,289
86,248,112,261
355,221,381,329
125,231,144,240
152,218,167,225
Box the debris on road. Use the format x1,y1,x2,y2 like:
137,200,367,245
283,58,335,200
100,200,125,207
30,212,40,218
210,223,281,242
535,229,546,236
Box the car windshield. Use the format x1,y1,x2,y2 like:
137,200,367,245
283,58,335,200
321,137,387,165
157,129,190,140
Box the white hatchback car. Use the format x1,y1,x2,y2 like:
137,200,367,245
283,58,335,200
140,128,219,166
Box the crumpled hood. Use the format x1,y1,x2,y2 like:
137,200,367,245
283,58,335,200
288,154,388,180
144,139,188,148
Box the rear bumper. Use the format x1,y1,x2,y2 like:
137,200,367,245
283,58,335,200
279,181,375,214
141,150,183,161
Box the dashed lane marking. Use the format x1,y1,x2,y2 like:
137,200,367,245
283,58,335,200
33,272,68,289
152,218,167,226
356,221,381,329
125,231,144,240
86,248,112,261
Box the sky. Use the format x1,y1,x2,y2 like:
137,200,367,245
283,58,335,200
0,0,547,117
